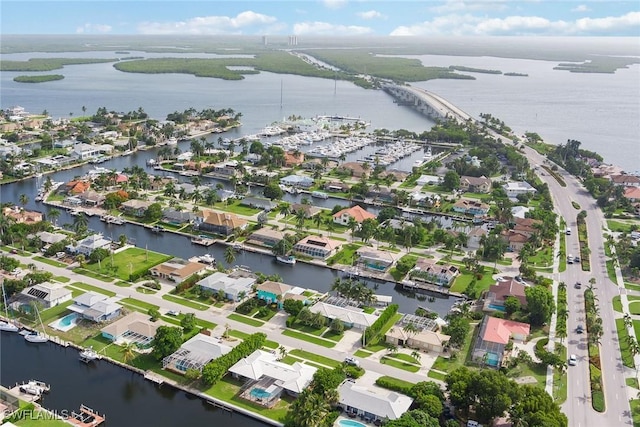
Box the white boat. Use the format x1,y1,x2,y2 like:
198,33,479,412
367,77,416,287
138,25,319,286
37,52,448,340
19,380,50,396
197,254,216,265
0,282,18,332
311,191,329,199
166,137,178,145
24,306,47,343
79,346,101,362
276,255,296,265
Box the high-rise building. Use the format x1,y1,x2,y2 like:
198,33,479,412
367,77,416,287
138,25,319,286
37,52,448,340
262,36,268,46
288,35,298,46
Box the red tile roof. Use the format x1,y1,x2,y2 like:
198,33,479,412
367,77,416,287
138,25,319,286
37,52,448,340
482,317,530,345
333,205,376,223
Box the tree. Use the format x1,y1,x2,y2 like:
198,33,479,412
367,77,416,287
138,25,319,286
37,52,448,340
73,212,89,233
89,247,110,264
48,208,60,226
263,182,284,200
180,313,197,332
442,170,461,191
120,342,137,363
151,326,183,360
148,307,160,321
19,194,29,209
329,317,344,334
144,203,163,222
525,286,555,326
224,246,236,266
504,296,521,317
283,299,303,316
443,314,470,348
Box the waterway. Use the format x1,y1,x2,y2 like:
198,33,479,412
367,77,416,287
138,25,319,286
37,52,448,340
0,332,264,427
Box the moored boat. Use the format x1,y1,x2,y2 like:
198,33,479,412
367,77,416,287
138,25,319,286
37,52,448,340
79,346,101,363
276,255,296,265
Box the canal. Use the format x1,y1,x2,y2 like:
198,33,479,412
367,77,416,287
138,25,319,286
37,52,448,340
0,332,266,426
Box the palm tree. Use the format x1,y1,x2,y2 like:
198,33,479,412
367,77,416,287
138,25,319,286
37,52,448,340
48,208,60,226
313,214,323,233
410,350,421,363
73,212,89,233
121,342,137,363
294,209,306,231
279,204,291,227
19,194,28,209
224,246,236,266
278,345,287,361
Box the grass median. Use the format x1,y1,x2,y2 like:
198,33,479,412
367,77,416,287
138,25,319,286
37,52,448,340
282,329,336,348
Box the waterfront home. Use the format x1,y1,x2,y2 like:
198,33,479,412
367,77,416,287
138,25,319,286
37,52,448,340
63,180,91,195
196,271,255,302
256,281,306,308
284,151,305,167
624,186,640,203
78,190,105,207
409,258,459,287
35,155,75,169
467,226,487,251
355,247,397,272
502,181,537,199
416,174,440,186
610,174,640,187
452,199,490,216
460,175,492,193
69,291,122,322
290,203,321,218
19,282,72,308
381,170,409,182
591,163,624,179
333,205,376,226
512,217,542,237
162,208,202,225
308,301,377,330
2,206,43,224
247,228,286,248
120,199,154,217
199,211,247,236
337,162,367,178
149,259,208,283
66,234,112,256
35,231,67,246
385,327,450,353
71,143,102,160
229,349,317,401
323,181,350,193
279,174,314,189
101,312,163,345
484,278,527,312
0,143,22,158
472,316,530,367
240,197,277,211
337,380,414,423
162,333,232,373
410,192,441,208
293,235,342,259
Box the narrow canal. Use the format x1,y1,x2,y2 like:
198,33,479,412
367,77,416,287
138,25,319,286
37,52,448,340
0,332,265,426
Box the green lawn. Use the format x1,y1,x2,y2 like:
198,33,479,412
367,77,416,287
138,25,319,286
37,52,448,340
162,294,209,311
68,282,116,297
607,219,637,233
288,321,327,337
431,323,477,373
289,349,341,368
72,267,113,282
354,349,373,358
630,399,640,427
115,281,132,287
39,300,75,323
631,302,640,316
450,270,496,293
52,275,70,283
365,313,402,350
427,370,447,381
120,297,159,312
203,376,291,422
613,296,623,312
280,355,325,370
14,413,70,426
227,313,265,327
326,243,363,266
282,329,336,348
607,260,618,284
380,356,420,372
83,247,172,281
627,377,639,389
322,329,344,342
387,352,420,364
619,318,639,369
33,256,67,268
559,232,567,273
375,376,416,392
529,246,553,267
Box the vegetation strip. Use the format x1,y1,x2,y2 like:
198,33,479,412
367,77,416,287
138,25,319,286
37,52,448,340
68,281,116,297
281,329,336,348
576,210,591,271
584,287,605,412
162,294,209,311
227,313,265,327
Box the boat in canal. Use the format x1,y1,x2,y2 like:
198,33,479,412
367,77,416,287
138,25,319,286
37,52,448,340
79,346,102,363
24,306,48,343
18,379,50,396
0,282,19,333
276,255,296,265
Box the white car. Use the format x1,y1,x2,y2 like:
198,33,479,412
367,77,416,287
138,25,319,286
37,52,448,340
344,357,359,366
167,310,181,316
569,354,577,366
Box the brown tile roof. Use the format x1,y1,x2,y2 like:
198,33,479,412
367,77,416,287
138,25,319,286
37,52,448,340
489,279,527,306
482,317,530,344
203,211,247,229
333,205,376,223
257,280,292,296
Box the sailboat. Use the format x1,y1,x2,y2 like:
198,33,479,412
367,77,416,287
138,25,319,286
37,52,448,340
0,283,18,332
24,305,48,343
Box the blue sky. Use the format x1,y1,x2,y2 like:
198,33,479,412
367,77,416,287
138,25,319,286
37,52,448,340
2,1,639,36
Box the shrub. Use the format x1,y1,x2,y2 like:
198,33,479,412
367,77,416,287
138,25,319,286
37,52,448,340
236,298,258,314
364,304,398,346
344,365,365,379
201,332,266,386
375,376,414,395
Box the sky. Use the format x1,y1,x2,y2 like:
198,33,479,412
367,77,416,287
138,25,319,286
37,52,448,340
1,0,639,37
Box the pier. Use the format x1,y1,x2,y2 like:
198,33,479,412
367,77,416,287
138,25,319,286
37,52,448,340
191,236,216,246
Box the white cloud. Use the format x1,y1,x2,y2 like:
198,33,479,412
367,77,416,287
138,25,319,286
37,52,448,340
137,11,278,35
430,0,508,14
76,23,112,34
293,21,373,36
572,5,591,13
322,0,348,9
390,11,640,36
357,10,385,20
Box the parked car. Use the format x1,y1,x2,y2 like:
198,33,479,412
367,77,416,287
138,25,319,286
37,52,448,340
569,354,577,366
344,357,359,366
576,325,584,334
575,282,582,289
167,310,181,316
574,256,581,263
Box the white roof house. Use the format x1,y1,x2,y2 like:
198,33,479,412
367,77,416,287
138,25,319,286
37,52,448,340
511,206,531,219
196,271,255,302
20,282,72,308
416,174,440,186
502,181,537,199
66,233,112,256
337,380,414,421
163,333,232,372
228,350,316,395
69,291,122,322
308,301,378,330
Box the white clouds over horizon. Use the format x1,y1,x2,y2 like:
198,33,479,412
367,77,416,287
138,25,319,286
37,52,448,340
76,23,112,34
390,11,640,36
137,11,278,35
572,5,591,13
322,0,348,9
357,10,385,20
430,0,509,14
293,21,373,35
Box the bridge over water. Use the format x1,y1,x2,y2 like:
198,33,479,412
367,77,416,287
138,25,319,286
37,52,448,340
382,84,472,123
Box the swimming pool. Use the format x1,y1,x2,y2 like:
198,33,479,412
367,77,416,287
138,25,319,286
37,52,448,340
485,352,500,367
250,388,273,399
488,303,506,312
338,419,367,427
49,313,79,332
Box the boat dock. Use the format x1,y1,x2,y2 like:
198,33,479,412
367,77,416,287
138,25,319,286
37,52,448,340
68,404,106,427
400,279,451,296
191,236,216,246
100,215,124,225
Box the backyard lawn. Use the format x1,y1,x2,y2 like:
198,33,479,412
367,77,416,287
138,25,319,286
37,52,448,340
450,270,496,294
83,247,172,281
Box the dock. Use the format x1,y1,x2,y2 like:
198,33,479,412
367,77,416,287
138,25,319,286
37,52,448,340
68,404,106,427
191,236,216,246
400,279,451,296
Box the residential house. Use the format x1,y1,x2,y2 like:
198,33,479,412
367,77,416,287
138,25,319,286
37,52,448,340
452,199,490,216
293,235,342,259
511,206,531,219
68,291,122,322
162,208,201,225
63,180,91,195
66,234,112,256
460,175,492,193
196,271,255,301
2,206,43,224
484,278,527,312
71,143,102,160
120,199,154,217
35,231,67,246
591,163,623,178
308,301,377,330
385,327,450,353
150,259,208,283
78,190,105,207
472,316,530,367
290,203,321,218
512,217,542,238
20,282,72,308
229,349,317,398
624,186,640,203
324,181,350,193
333,205,376,226
209,161,238,179
199,211,247,236
409,258,459,287
240,197,277,211
255,281,306,308
284,151,305,167
611,174,640,187
381,170,409,182
162,333,232,373
467,226,488,251
337,380,414,422
247,228,286,248
416,174,440,186
279,175,314,188
502,181,537,199
337,162,366,178
503,231,529,252
101,311,163,345
355,247,397,272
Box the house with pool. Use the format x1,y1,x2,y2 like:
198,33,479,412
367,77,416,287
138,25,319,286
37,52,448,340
308,301,377,330
256,281,307,309
162,333,231,373
337,379,413,423
483,278,527,313
355,246,397,272
472,316,530,367
229,349,316,407
69,291,122,322
101,312,164,346
196,271,255,302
